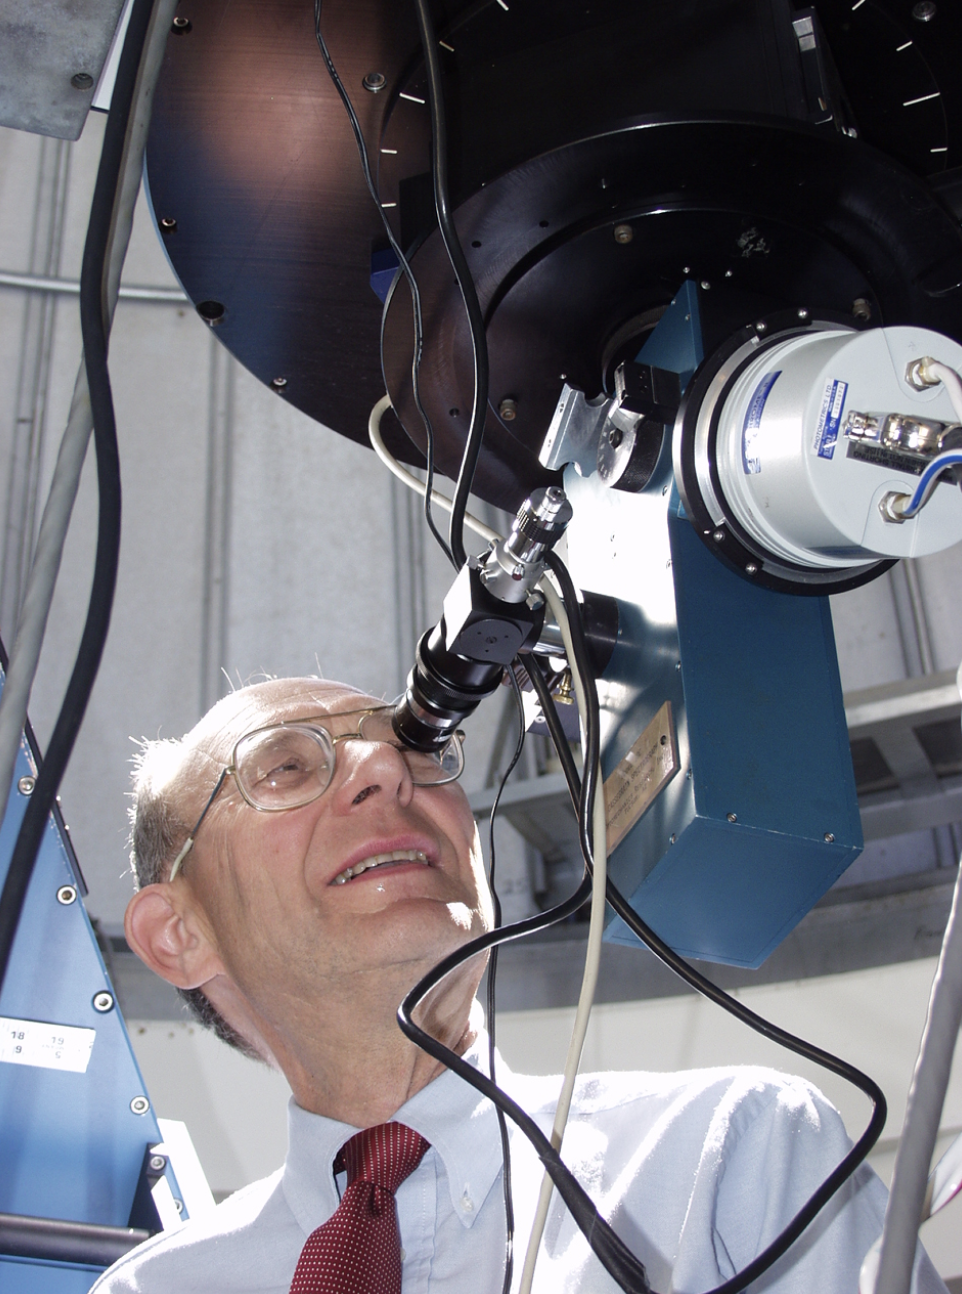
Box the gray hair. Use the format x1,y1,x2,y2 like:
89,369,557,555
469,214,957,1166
129,678,369,1061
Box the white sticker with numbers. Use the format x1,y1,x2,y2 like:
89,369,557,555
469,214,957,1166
0,1016,95,1073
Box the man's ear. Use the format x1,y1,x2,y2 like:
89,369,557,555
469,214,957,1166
125,884,224,990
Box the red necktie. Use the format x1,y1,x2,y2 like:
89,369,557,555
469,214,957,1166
289,1122,430,1294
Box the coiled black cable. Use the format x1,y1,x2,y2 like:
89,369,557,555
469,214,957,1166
0,0,156,1003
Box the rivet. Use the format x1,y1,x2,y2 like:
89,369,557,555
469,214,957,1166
93,991,114,1013
745,562,758,574
196,300,225,326
712,529,725,542
727,812,737,823
913,0,936,19
159,216,178,233
669,833,677,845
852,298,872,322
56,885,77,905
700,280,711,290
724,269,733,278
130,1096,150,1116
755,320,768,333
363,72,387,93
797,307,809,320
498,398,518,421
682,265,691,274
613,224,633,244
18,775,35,795
824,831,835,843
70,73,94,90
171,16,192,32
149,1154,167,1173
270,376,288,391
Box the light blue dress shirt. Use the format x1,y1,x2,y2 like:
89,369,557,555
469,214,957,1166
91,1031,946,1294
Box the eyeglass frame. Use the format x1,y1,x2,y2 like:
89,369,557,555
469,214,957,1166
167,706,464,881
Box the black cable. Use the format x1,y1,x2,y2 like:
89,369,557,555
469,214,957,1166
0,0,155,1003
538,554,888,1294
411,0,490,569
313,1,454,567
486,675,528,1294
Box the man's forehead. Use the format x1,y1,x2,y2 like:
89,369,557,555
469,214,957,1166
187,679,380,759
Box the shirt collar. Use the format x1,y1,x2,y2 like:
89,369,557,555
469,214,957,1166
281,1027,509,1236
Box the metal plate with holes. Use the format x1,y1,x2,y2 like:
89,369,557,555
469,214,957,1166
0,0,127,140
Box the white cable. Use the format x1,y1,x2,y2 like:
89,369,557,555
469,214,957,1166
367,395,502,546
0,0,179,823
921,359,962,425
518,575,607,1294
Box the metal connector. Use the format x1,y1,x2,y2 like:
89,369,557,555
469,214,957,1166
879,491,912,524
905,356,942,390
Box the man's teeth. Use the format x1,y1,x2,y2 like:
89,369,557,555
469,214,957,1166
332,849,429,885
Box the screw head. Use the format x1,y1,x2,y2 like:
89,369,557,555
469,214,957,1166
669,833,677,845
824,831,835,843
498,398,518,421
159,216,177,233
362,71,387,93
613,224,634,244
913,0,936,19
196,300,225,325
712,529,725,543
745,562,758,574
130,1096,150,1116
724,269,733,278
755,320,768,334
686,768,693,779
682,265,691,275
852,297,872,322
797,307,809,320
70,72,94,90
18,775,35,795
93,991,114,1013
270,376,288,391
175,1199,184,1214
171,16,192,32
149,1153,167,1173
56,885,77,905
727,812,737,823
700,280,711,291
608,426,624,449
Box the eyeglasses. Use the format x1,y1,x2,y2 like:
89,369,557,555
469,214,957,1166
168,706,464,880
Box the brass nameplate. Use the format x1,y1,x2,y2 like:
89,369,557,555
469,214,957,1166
603,701,678,856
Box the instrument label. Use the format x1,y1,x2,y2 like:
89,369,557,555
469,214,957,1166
604,701,678,855
814,378,848,460
742,370,781,474
0,1016,96,1073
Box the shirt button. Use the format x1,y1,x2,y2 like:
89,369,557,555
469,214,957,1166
461,1192,474,1213
400,1249,406,1262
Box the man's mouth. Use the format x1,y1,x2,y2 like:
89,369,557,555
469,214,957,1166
330,849,430,885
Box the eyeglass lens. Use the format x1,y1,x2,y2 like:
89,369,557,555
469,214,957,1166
234,711,462,810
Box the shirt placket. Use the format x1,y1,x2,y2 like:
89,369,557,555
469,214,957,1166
397,1143,438,1291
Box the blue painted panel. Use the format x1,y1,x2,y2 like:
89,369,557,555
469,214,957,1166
0,1255,103,1293
560,284,863,966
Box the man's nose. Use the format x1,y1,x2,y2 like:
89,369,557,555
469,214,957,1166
331,736,415,809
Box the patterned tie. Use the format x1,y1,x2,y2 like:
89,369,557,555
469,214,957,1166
289,1122,430,1294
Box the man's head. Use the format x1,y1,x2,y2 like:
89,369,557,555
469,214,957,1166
126,678,492,1076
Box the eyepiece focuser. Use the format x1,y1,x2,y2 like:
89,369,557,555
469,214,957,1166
393,487,573,752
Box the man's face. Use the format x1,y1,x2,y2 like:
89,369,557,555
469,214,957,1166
178,680,492,1018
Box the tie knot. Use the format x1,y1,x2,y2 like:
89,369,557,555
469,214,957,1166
339,1122,429,1195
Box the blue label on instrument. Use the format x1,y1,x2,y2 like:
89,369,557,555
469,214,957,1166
742,370,781,474
814,379,848,460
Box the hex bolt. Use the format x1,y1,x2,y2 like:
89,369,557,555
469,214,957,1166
727,812,737,823
56,885,77,905
608,427,624,448
18,775,35,795
712,529,725,543
71,73,94,90
852,298,872,322
362,72,387,93
824,831,835,843
93,991,115,1013
159,216,178,233
130,1096,150,1116
613,224,634,244
171,16,192,32
913,0,936,19
149,1154,167,1173
498,398,518,421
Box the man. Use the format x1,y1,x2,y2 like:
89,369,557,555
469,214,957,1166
92,677,944,1293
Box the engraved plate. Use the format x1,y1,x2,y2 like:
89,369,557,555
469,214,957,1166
0,1016,96,1073
604,701,678,855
